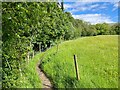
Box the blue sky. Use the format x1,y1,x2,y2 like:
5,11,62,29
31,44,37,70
62,0,120,24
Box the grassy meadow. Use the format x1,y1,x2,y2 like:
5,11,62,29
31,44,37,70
40,35,118,88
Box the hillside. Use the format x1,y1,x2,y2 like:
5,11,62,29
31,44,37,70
40,35,118,88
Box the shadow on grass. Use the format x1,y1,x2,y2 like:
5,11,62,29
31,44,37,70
63,76,78,88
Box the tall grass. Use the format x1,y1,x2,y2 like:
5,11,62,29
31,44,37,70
17,52,44,88
41,35,118,88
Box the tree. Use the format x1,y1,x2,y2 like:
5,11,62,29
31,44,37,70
109,23,120,35
95,23,110,35
2,2,74,88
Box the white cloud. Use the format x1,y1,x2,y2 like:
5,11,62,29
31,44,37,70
63,1,118,24
72,14,115,24
64,2,108,13
59,0,120,2
112,2,120,11
90,4,99,8
64,4,72,9
77,0,119,2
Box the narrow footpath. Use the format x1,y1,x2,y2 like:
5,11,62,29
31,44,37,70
37,63,53,89
36,53,53,89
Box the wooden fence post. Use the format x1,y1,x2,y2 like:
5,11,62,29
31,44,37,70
56,43,59,53
27,52,30,63
39,42,41,52
18,62,22,77
33,50,34,58
50,44,51,48
73,55,80,80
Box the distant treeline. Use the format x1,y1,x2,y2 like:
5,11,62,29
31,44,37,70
2,2,120,88
65,12,120,37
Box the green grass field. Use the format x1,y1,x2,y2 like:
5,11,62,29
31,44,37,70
41,35,118,88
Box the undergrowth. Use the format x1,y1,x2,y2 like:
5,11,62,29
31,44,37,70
17,52,45,88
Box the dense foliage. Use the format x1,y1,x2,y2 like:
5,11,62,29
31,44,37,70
2,2,73,88
109,23,120,35
0,1,2,88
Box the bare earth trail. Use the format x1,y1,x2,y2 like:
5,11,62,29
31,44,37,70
36,53,53,89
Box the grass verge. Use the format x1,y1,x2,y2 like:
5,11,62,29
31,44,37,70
17,52,45,88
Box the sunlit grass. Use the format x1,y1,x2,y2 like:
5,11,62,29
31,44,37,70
41,35,118,88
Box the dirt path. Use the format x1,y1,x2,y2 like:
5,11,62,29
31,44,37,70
36,53,53,89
